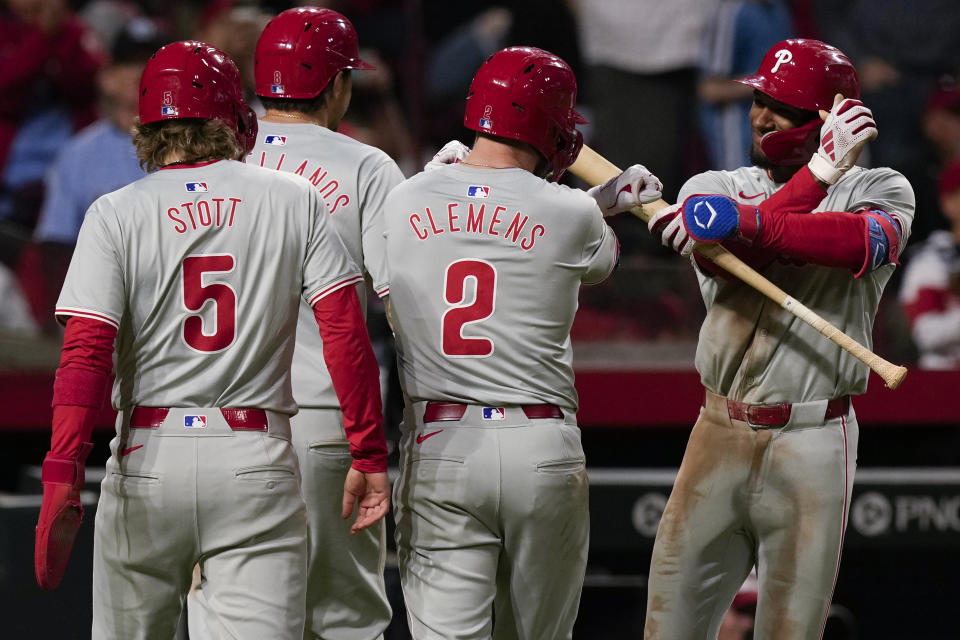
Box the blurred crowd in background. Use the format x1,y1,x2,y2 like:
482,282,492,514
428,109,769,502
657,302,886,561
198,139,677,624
3,0,960,371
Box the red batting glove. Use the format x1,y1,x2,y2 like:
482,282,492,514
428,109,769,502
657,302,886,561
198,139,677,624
35,442,93,590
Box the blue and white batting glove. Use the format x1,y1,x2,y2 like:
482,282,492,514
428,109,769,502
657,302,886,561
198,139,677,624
587,164,662,217
424,140,471,172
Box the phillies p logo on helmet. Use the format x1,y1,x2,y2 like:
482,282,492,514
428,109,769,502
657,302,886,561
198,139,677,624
771,49,793,74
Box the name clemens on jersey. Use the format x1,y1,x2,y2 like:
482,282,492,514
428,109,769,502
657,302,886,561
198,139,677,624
251,152,350,214
167,197,242,233
408,202,545,251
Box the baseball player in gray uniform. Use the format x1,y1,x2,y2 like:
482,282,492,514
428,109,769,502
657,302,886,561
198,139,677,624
383,47,662,639
645,39,915,639
33,41,389,639
188,8,404,640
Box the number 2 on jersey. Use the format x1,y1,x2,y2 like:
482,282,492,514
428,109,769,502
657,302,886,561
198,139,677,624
182,254,237,352
441,259,496,357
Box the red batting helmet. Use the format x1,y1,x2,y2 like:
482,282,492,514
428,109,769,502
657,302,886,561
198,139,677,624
737,39,860,165
464,46,587,181
255,7,374,100
139,41,258,154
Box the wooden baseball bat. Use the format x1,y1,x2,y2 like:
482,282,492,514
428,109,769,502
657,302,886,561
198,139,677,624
569,144,908,390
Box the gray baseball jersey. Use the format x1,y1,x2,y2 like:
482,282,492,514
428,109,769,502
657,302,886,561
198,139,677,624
386,163,615,639
58,159,362,639
56,159,361,412
645,165,915,640
247,123,404,408
688,165,914,402
384,163,618,410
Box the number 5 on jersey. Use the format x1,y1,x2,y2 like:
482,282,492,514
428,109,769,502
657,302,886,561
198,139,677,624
182,254,237,353
441,259,496,358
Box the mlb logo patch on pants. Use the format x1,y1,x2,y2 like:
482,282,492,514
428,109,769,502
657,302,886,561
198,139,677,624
184,415,207,428
482,407,505,421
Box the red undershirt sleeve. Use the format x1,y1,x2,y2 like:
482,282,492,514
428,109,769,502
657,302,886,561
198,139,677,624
312,286,388,473
736,167,901,276
50,317,116,458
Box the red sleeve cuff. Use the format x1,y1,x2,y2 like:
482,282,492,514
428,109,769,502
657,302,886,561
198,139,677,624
351,456,389,474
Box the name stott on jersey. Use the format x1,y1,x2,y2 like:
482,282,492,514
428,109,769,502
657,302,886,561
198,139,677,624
248,123,404,407
383,163,618,410
56,160,360,413
686,165,915,403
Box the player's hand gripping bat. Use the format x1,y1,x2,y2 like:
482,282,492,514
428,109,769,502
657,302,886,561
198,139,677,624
568,144,908,390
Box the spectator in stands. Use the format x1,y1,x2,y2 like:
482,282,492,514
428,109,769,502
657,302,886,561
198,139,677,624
195,4,272,113
698,0,794,170
0,0,103,231
921,82,960,231
24,19,163,333
34,19,162,246
922,83,960,166
899,161,960,368
817,0,960,242
574,0,716,255
340,48,418,175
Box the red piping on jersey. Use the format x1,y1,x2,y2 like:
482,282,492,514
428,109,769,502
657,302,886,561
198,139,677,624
308,274,365,306
55,307,120,329
312,286,388,473
158,159,222,170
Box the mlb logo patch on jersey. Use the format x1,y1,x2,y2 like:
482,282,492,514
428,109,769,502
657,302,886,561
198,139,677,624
264,135,287,146
161,105,178,116
467,185,490,198
184,415,207,428
482,407,505,421
271,84,285,94
185,182,208,192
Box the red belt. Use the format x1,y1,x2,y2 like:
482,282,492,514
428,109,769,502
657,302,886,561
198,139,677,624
130,407,268,431
726,396,849,427
423,402,563,423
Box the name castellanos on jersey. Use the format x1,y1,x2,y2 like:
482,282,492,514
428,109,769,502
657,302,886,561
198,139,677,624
249,145,350,214
408,191,545,251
